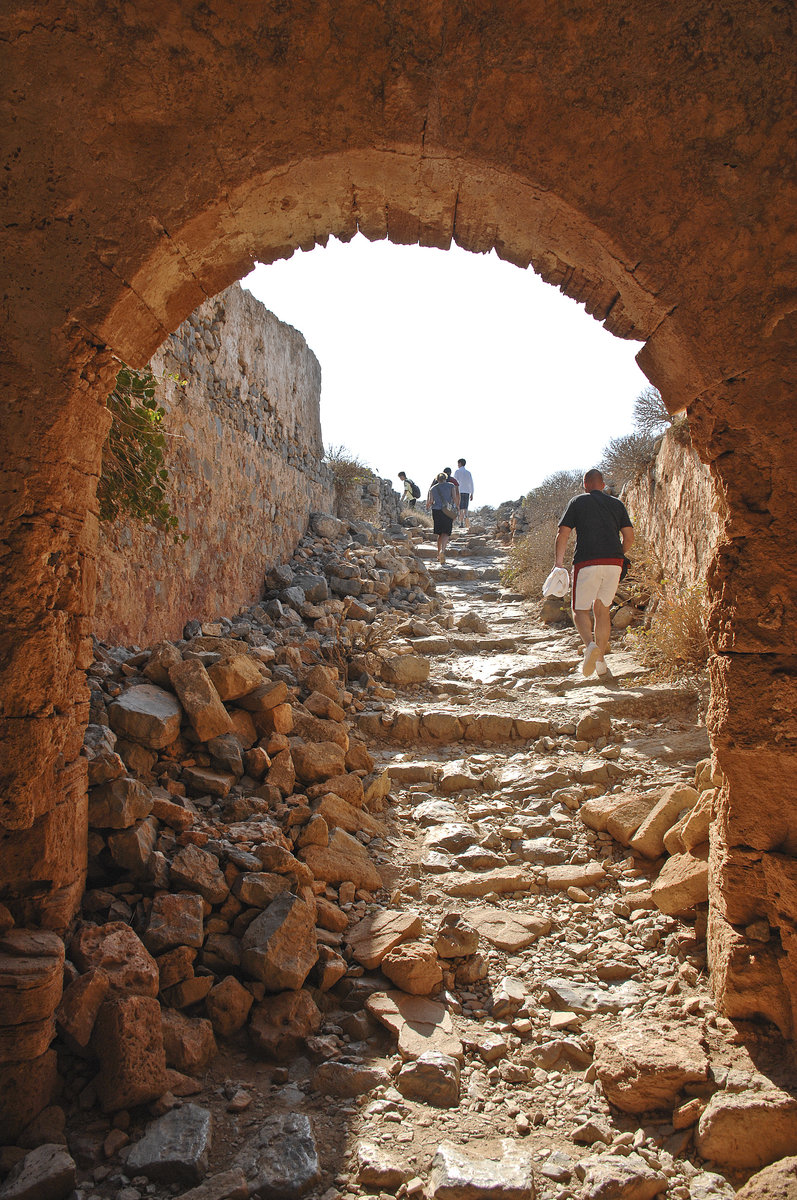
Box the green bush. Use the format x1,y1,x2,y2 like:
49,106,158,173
98,365,181,537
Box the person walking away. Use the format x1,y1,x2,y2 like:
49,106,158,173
398,471,420,508
453,458,474,528
554,468,634,679
427,471,458,562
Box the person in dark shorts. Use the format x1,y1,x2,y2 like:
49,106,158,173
397,471,420,507
427,471,458,563
453,458,474,528
555,468,634,679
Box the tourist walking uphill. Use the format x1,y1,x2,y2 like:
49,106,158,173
453,459,474,529
555,468,634,679
427,471,459,563
398,471,421,509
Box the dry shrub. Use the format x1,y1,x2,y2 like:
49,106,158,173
502,517,564,596
324,444,374,489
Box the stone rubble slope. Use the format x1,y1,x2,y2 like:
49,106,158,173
0,520,795,1200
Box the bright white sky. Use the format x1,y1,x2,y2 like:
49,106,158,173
243,235,648,508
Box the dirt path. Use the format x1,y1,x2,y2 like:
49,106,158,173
74,530,792,1200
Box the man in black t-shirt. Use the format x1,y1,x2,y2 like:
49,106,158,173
555,468,634,678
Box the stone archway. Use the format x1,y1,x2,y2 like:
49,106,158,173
2,1,796,1039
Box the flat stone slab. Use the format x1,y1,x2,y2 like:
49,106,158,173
430,1140,534,1200
544,863,606,890
578,1152,667,1200
127,1104,212,1185
437,867,536,897
366,991,463,1062
346,910,423,969
545,978,645,1015
233,1114,320,1199
468,907,551,951
0,1144,76,1200
415,800,461,826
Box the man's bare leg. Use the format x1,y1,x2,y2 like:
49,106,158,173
573,608,594,647
592,599,612,661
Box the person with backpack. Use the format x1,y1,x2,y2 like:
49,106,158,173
427,471,459,563
397,471,421,508
554,468,634,679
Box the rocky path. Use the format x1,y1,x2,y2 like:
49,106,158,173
19,524,797,1200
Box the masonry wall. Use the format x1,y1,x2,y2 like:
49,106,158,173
94,284,334,647
626,426,725,590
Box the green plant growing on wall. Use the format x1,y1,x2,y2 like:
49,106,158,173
98,364,181,537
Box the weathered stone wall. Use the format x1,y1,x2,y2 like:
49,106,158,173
94,285,333,647
625,427,725,590
334,475,402,528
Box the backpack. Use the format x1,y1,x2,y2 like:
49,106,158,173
409,480,421,499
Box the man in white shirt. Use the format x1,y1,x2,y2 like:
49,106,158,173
453,458,474,528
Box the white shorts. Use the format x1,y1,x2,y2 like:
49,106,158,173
573,563,622,610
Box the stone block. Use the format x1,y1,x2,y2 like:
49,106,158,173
108,684,182,749
0,931,64,1027
93,995,168,1112
144,892,205,954
313,1061,389,1098
56,967,109,1049
300,828,383,891
232,1113,320,1199
429,1140,533,1200
381,942,442,995
382,654,430,685
605,793,660,845
291,740,346,784
241,893,318,990
651,845,709,915
89,775,153,829
170,844,229,904
248,990,322,1060
0,1052,58,1143
169,659,233,742
107,815,158,874
696,1088,797,1170
70,922,158,997
397,1051,460,1107
208,653,263,701
126,1103,212,1185
161,1009,217,1074
346,909,423,969
594,1020,708,1113
181,766,237,797
629,784,699,859
0,1143,76,1200
206,976,253,1038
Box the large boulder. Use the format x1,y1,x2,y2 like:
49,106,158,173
93,995,168,1112
629,784,699,859
291,741,346,784
168,659,233,741
735,1156,797,1199
651,845,709,915
241,894,318,991
696,1088,797,1170
300,829,383,891
594,1021,708,1113
108,685,182,749
70,923,158,998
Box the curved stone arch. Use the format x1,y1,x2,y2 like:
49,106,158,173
1,1,796,1052
100,147,689,393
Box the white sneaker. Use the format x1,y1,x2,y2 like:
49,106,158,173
595,659,608,676
582,642,600,676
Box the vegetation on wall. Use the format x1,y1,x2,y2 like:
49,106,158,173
324,444,375,490
98,364,181,537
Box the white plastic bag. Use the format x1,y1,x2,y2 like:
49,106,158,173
542,566,570,598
